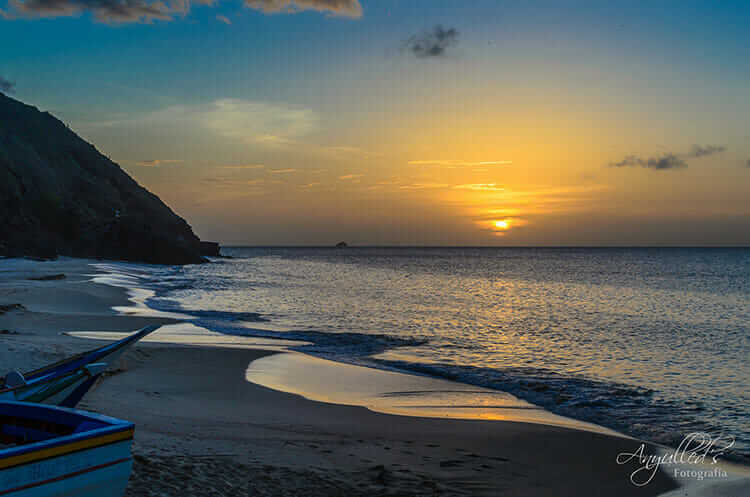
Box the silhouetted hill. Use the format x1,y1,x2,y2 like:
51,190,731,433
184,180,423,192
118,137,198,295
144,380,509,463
0,92,206,264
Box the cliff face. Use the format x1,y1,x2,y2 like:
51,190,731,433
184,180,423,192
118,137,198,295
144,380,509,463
0,93,206,264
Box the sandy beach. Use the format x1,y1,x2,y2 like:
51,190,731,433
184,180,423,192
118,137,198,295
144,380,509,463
0,257,730,496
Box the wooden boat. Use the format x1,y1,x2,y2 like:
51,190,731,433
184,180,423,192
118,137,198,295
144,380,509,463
0,401,134,496
0,325,160,408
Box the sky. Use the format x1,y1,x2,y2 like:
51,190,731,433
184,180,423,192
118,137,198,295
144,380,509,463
1,0,749,246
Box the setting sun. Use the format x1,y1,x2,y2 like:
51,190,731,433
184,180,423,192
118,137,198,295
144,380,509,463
494,220,510,230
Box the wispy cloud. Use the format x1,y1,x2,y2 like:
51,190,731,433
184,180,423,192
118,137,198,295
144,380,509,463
107,99,316,148
244,0,362,18
203,99,316,147
0,76,15,94
399,183,450,190
609,144,726,171
408,160,512,167
269,168,297,174
339,174,363,180
83,99,316,148
216,13,230,23
453,183,505,192
404,25,459,58
300,182,321,189
221,164,265,170
135,159,183,167
377,179,401,185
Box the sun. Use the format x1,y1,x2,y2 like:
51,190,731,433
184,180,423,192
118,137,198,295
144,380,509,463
494,220,509,230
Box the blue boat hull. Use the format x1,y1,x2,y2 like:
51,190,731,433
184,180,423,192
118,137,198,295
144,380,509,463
0,402,135,497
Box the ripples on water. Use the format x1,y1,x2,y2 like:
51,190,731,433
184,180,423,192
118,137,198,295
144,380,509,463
140,247,749,461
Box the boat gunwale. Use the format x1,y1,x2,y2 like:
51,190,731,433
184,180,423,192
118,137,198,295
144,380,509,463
0,401,134,469
0,325,160,397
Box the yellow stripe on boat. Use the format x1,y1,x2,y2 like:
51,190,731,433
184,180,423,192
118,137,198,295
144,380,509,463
0,428,134,470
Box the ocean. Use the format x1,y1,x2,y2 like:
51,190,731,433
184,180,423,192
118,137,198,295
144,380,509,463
113,247,750,461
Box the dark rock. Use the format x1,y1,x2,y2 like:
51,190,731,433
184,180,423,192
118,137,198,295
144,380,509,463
0,329,19,335
0,304,25,315
0,93,207,265
335,241,348,248
28,273,66,281
199,241,221,257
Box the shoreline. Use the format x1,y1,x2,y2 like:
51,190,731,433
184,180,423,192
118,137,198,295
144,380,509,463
84,257,632,435
1,256,744,495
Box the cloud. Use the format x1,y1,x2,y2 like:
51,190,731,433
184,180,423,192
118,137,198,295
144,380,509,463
202,99,317,147
644,154,688,170
135,159,183,166
221,164,265,169
404,25,459,58
377,178,401,185
269,168,297,174
408,160,512,167
0,76,15,94
339,173,363,180
6,0,187,22
3,0,360,23
610,155,641,168
111,99,315,147
453,183,505,192
399,183,450,190
687,144,725,158
610,153,687,170
244,0,361,17
609,144,727,171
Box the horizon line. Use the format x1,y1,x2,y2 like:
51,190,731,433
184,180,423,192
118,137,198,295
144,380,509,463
219,245,750,249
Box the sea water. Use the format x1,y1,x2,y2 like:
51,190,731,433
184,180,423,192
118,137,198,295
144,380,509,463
111,247,749,461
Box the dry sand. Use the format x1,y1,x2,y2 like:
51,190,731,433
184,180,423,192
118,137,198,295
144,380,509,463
0,256,710,496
